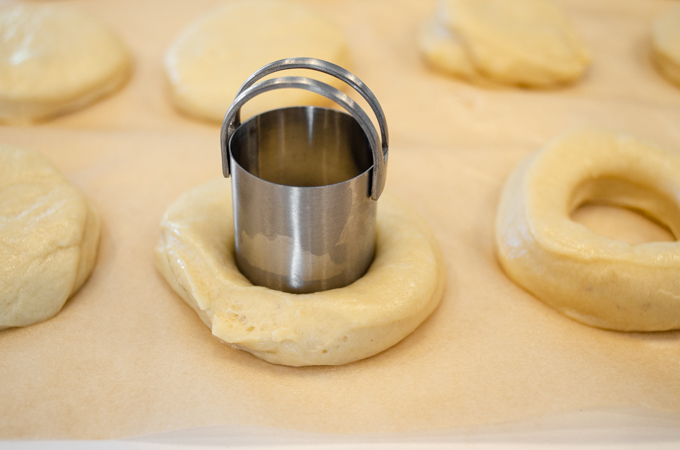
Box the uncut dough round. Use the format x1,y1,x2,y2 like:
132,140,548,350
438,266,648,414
422,0,590,87
0,146,100,329
495,130,680,332
652,5,680,88
165,0,351,122
0,4,131,124
155,179,446,366
418,16,485,84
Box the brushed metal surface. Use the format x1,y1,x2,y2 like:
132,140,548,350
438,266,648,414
230,107,376,293
221,58,388,294
221,57,388,200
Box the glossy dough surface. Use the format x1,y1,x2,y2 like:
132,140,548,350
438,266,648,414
0,146,100,329
652,5,680,87
496,130,680,331
421,0,590,87
0,3,131,124
164,0,351,122
155,179,446,366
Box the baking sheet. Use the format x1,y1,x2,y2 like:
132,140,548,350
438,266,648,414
2,0,680,441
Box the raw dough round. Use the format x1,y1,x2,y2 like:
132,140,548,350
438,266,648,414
0,146,100,329
495,130,680,331
0,3,132,124
652,5,680,88
421,0,590,87
164,0,351,123
155,179,446,366
418,16,484,84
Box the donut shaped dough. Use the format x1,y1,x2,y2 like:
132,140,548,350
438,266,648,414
165,0,351,123
0,3,132,124
496,130,680,332
0,146,100,329
422,0,590,87
155,179,446,366
652,5,680,88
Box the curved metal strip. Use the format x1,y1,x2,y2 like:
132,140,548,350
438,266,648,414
221,57,388,200
221,76,380,193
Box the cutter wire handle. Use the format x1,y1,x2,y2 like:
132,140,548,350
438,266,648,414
220,57,388,201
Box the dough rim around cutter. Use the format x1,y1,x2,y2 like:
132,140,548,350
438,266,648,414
155,179,446,366
495,130,680,332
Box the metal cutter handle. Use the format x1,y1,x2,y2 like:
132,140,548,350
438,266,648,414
220,57,389,200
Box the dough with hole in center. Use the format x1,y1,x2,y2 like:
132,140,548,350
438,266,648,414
495,130,680,331
652,5,680,88
155,179,446,366
420,0,590,87
0,3,131,124
1,146,100,329
165,0,351,123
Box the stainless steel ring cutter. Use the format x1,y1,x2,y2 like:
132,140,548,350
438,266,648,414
221,57,389,294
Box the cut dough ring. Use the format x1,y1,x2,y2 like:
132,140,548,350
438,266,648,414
495,131,680,331
155,179,446,366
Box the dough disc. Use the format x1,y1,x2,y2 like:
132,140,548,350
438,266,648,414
495,130,680,331
165,0,351,123
652,5,680,88
418,16,483,83
422,0,590,87
0,146,100,329
0,4,131,124
155,179,446,366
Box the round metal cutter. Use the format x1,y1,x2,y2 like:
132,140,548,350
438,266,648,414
220,57,389,294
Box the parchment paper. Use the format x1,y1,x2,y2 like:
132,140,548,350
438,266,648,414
1,0,680,440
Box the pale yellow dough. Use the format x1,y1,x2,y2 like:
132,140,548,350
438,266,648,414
165,0,351,123
652,5,680,88
155,179,446,366
0,4,131,124
495,130,680,332
418,16,483,83
0,146,100,329
421,0,590,87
